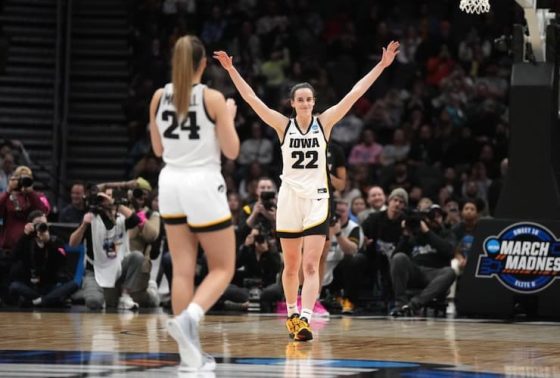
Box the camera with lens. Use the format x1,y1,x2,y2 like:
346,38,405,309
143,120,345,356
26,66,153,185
403,209,427,235
84,184,103,214
330,213,340,226
112,188,129,206
254,233,266,244
132,188,145,199
260,190,276,211
18,175,33,190
33,222,49,234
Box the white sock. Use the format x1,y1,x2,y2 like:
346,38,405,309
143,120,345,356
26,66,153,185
300,308,313,323
287,302,299,317
183,302,205,325
32,297,42,306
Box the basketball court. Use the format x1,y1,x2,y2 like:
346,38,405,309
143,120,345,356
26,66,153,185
0,309,558,377
1,0,560,376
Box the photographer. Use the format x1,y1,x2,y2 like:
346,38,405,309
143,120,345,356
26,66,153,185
237,227,281,287
127,178,161,300
390,204,456,317
227,227,282,312
9,210,78,307
322,199,364,308
239,177,277,242
0,166,49,302
0,166,49,252
68,188,158,310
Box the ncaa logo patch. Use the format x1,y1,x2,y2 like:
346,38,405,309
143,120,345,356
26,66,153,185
476,222,560,293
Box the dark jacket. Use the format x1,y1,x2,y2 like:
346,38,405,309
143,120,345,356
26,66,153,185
10,234,72,286
395,228,454,269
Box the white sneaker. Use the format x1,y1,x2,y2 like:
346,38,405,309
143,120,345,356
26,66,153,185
167,313,213,371
178,353,216,372
118,294,139,310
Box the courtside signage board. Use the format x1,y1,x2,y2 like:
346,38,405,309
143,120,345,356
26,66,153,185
476,222,560,293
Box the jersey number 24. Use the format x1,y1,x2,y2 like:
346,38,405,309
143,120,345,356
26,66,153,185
162,110,200,140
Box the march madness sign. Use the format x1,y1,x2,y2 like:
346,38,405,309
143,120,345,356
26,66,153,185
477,222,560,293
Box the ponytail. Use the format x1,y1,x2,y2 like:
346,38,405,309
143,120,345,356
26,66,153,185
171,36,205,121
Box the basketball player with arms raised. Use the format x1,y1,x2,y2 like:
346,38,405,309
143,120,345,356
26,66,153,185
214,41,399,341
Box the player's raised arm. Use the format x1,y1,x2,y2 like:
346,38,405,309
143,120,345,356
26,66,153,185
213,51,288,135
319,41,400,132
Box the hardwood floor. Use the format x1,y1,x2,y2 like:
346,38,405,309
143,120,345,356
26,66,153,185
0,310,558,377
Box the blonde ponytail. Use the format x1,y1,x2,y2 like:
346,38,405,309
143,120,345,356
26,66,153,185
172,36,194,121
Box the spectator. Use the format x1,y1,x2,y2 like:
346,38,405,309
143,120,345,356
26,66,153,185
357,185,387,224
9,210,78,307
349,195,367,224
59,182,86,224
0,153,15,193
348,129,384,167
342,188,407,313
329,107,365,153
238,121,274,168
380,128,410,167
452,198,483,268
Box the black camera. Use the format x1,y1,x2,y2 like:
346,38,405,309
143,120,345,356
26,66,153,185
403,210,426,235
84,184,103,214
132,188,145,199
255,233,268,244
112,188,129,206
18,175,33,189
260,191,276,211
330,213,339,226
33,222,48,233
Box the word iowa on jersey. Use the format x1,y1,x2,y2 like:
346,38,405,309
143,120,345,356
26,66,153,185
281,117,329,199
156,83,220,169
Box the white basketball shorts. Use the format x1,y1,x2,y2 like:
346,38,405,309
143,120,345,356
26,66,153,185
158,166,231,232
276,183,329,238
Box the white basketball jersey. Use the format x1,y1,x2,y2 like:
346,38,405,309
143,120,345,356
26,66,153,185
155,83,220,170
280,116,330,199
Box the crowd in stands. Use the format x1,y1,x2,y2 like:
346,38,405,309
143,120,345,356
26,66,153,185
0,0,519,315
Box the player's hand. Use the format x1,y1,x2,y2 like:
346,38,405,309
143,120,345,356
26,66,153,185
226,98,237,120
213,51,234,71
380,41,400,68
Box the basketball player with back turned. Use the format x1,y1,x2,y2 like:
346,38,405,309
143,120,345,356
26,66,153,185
149,35,239,371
